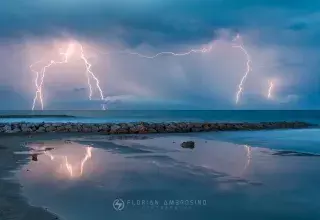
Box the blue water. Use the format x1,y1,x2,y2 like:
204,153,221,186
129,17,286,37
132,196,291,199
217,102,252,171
1,110,320,123
191,128,320,153
15,130,320,220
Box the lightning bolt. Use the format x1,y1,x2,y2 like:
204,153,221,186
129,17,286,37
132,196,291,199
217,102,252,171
30,60,44,111
268,81,274,99
93,34,252,104
91,43,215,59
31,33,255,108
232,34,252,104
31,43,75,110
79,45,106,110
31,42,106,110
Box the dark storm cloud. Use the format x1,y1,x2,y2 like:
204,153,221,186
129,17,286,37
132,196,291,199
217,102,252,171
1,0,320,109
1,0,319,45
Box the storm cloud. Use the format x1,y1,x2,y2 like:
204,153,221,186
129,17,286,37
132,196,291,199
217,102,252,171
0,0,319,109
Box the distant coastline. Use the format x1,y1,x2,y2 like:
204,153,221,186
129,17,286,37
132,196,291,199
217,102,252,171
0,115,76,118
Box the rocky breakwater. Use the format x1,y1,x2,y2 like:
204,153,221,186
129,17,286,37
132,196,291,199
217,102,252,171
0,121,313,134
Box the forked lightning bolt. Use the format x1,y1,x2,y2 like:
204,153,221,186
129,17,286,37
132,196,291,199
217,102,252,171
268,81,274,99
97,43,215,58
79,45,106,110
30,33,257,108
232,34,252,104
94,34,252,104
31,42,106,110
32,44,74,110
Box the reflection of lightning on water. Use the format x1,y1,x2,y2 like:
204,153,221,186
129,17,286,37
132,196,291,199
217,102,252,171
31,42,106,110
43,146,93,178
242,145,252,175
64,156,73,177
44,150,55,160
80,147,92,175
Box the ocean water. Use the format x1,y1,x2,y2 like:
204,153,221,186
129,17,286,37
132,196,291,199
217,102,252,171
14,129,320,220
1,110,320,123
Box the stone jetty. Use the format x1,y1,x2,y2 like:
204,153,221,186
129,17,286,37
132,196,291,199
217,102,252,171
0,121,313,134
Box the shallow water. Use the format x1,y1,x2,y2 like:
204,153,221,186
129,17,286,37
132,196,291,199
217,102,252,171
15,131,320,220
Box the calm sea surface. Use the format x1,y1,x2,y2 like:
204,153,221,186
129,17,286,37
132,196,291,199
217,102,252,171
1,110,320,123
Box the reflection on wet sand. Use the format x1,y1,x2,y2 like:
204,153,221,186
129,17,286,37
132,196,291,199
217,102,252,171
13,133,320,220
29,142,93,179
242,145,252,175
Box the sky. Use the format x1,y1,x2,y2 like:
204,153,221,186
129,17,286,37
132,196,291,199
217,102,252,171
0,0,319,110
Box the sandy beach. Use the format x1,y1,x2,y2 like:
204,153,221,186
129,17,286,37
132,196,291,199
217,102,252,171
0,132,157,220
0,134,74,220
2,126,320,220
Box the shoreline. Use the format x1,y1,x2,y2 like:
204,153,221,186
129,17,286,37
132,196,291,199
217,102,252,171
0,135,59,220
0,121,315,134
0,122,316,220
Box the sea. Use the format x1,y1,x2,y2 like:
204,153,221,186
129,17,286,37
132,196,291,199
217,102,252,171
1,110,320,124
6,110,320,220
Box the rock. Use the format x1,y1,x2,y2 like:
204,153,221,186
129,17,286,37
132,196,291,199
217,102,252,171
91,126,99,132
110,125,121,134
3,125,11,132
31,154,38,161
45,126,56,132
0,121,313,134
36,126,46,133
180,141,195,149
147,128,157,133
191,127,203,132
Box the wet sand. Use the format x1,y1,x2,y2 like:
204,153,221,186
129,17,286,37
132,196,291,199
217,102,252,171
2,130,320,220
0,134,80,220
0,133,156,220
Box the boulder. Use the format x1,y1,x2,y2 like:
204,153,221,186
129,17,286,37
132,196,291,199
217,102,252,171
31,154,38,161
180,141,195,149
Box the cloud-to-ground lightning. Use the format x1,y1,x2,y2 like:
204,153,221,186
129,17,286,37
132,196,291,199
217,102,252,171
92,33,254,104
232,34,252,104
32,43,75,110
31,42,106,110
31,39,217,110
31,33,260,108
268,81,274,99
79,45,106,110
